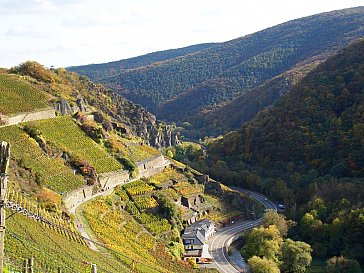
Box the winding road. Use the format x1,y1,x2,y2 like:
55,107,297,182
207,189,277,273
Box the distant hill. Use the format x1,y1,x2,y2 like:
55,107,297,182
69,7,364,127
68,43,217,81
205,38,364,265
207,38,364,204
185,56,325,138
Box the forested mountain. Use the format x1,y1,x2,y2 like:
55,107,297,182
70,7,364,128
206,39,364,264
68,43,216,81
185,56,325,138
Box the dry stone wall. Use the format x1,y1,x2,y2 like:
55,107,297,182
64,154,170,210
98,170,129,190
0,108,56,126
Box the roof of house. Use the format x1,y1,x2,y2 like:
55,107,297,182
182,219,214,245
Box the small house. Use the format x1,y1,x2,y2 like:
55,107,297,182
182,219,215,263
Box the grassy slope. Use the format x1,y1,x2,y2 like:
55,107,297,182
32,116,122,173
0,125,85,193
0,74,50,115
5,212,132,272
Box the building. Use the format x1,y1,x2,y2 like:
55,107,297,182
182,219,215,263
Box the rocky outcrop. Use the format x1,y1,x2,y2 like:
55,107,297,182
91,91,179,148
55,99,74,115
150,124,180,149
76,95,88,112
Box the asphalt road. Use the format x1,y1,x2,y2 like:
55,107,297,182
207,188,277,273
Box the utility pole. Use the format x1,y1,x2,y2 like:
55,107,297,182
0,141,10,273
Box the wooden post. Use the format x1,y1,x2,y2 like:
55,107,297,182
91,264,97,273
58,266,62,273
0,141,10,273
23,260,27,273
27,257,33,273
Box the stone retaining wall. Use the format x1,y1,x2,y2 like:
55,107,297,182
64,185,94,210
0,108,56,126
98,170,130,190
64,154,170,210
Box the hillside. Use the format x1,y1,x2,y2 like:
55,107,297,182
68,43,217,81
0,73,51,115
184,56,325,138
69,7,364,126
0,61,258,272
206,39,364,264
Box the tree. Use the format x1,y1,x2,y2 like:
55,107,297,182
262,210,292,237
242,225,282,261
248,256,280,273
326,256,362,273
280,239,312,273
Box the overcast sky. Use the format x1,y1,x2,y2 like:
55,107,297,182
0,0,362,68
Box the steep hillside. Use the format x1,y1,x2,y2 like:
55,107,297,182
0,73,51,115
1,61,179,147
70,7,364,124
206,39,364,263
184,56,325,138
68,43,217,81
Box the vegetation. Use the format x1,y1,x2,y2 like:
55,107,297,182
243,211,312,273
0,125,85,193
149,167,187,185
207,39,364,266
124,180,154,196
0,73,50,115
32,116,122,173
68,43,216,81
5,212,132,273
81,197,207,273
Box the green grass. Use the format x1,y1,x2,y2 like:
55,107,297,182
32,116,122,173
124,180,154,196
5,211,132,273
0,74,49,115
0,125,85,193
149,167,187,184
128,144,160,162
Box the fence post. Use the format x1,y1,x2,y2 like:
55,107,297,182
91,264,97,273
0,142,10,273
28,257,34,273
23,259,28,273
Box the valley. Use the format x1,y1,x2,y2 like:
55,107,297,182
1,5,364,273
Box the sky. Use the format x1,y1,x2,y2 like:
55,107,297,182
0,0,362,68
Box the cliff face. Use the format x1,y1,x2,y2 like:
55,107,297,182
83,91,179,148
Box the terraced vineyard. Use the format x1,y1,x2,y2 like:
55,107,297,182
32,116,122,173
124,180,154,196
132,195,158,210
5,211,131,273
173,181,203,196
128,144,160,162
82,198,178,273
0,125,85,193
149,167,187,184
0,74,49,115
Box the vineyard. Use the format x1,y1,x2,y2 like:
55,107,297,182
32,116,122,173
82,198,171,273
149,167,187,185
5,210,131,273
128,144,160,162
123,180,154,196
172,181,204,196
0,125,85,193
132,195,158,210
0,74,50,115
